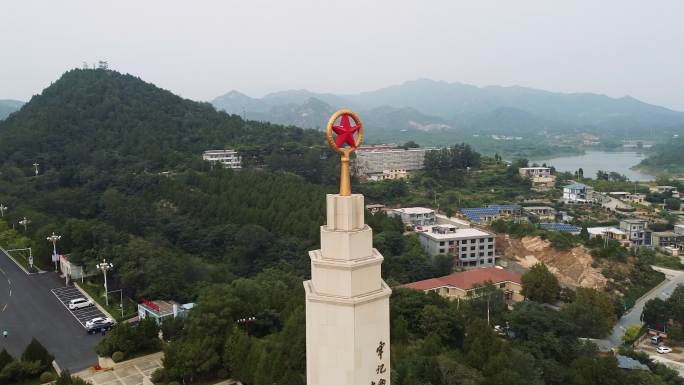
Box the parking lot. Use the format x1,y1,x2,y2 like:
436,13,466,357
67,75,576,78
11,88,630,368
0,250,103,371
52,286,110,328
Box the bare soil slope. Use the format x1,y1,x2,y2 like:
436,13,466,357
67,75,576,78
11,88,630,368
498,234,608,289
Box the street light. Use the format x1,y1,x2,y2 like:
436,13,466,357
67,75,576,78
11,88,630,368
18,217,30,232
33,162,39,176
46,232,62,272
0,204,7,217
96,259,114,306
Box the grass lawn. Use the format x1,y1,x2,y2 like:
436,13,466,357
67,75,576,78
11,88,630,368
78,280,138,322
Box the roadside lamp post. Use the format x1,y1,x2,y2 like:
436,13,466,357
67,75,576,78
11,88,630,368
96,259,114,306
33,162,39,176
46,232,62,272
0,204,6,217
18,217,30,232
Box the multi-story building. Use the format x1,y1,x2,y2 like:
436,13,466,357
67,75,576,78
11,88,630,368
587,227,630,247
202,149,242,169
619,219,652,247
354,145,432,177
519,167,552,178
367,169,408,181
389,207,436,228
402,267,523,304
563,183,594,203
418,225,497,268
518,167,557,191
652,231,684,248
675,224,684,235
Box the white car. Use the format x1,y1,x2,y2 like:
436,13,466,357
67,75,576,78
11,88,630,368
656,346,672,354
85,317,114,329
68,298,93,310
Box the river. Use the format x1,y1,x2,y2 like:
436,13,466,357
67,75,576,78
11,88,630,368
531,151,655,181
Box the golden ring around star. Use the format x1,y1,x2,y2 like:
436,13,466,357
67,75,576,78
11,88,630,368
325,109,364,155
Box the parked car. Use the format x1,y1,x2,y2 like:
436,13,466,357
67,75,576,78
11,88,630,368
656,346,672,354
68,298,93,310
86,317,115,334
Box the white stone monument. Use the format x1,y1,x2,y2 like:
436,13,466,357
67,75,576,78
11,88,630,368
304,110,391,385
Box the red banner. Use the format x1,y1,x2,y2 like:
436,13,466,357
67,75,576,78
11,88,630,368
141,298,160,312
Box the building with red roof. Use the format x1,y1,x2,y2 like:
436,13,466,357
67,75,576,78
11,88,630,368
401,267,524,303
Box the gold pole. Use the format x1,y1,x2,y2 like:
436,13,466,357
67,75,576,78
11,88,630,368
340,150,351,196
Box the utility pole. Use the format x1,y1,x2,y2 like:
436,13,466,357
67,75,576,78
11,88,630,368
33,162,39,176
18,217,30,232
46,232,62,272
0,204,6,217
96,259,114,306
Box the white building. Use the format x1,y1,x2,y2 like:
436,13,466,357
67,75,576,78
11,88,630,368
202,149,242,169
619,219,652,247
138,299,195,324
367,169,408,181
563,183,594,203
355,145,432,176
418,225,497,269
389,207,436,228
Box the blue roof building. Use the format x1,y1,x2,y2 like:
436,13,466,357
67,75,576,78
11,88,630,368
539,223,582,235
461,204,522,223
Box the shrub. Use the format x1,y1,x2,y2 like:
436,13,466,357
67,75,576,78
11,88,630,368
0,360,42,382
22,338,54,370
111,351,124,363
40,371,56,383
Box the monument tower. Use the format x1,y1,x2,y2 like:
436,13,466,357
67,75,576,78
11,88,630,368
304,109,391,385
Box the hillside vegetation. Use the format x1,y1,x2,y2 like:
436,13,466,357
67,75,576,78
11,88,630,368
1,69,681,385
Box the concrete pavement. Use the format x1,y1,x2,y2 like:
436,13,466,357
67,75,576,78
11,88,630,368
0,249,102,371
608,266,684,346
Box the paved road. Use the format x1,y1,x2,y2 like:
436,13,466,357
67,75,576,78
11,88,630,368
600,194,632,212
0,249,102,371
609,266,684,346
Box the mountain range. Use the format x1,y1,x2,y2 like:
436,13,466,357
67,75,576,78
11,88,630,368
0,99,24,120
212,79,684,138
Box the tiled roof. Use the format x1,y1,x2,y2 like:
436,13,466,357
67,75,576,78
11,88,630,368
401,267,522,291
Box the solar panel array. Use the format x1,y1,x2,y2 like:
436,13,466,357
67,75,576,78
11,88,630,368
539,223,581,233
461,204,522,222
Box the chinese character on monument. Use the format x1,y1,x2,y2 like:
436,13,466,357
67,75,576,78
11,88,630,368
304,110,391,385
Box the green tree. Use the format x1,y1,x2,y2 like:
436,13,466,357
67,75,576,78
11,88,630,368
0,349,13,372
622,324,642,345
561,288,616,338
521,263,560,303
21,338,54,370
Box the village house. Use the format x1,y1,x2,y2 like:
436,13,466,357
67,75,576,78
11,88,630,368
402,267,524,304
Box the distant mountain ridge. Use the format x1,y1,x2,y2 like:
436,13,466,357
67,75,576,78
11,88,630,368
212,79,684,137
0,99,24,120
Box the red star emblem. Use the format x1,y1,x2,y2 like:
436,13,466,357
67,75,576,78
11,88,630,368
332,114,360,149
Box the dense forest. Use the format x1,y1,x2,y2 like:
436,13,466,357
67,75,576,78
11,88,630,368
0,68,681,385
638,138,684,175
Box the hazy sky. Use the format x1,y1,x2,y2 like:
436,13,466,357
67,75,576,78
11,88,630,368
2,1,683,110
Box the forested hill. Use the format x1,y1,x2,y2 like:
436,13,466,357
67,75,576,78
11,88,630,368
0,68,328,174
637,138,684,175
0,99,24,120
0,68,341,300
